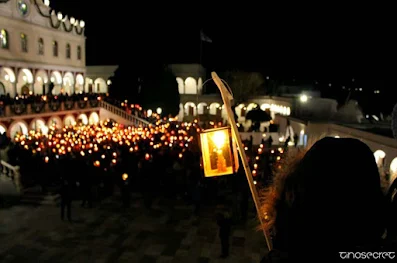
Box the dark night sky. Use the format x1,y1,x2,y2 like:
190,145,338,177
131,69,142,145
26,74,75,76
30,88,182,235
51,1,395,92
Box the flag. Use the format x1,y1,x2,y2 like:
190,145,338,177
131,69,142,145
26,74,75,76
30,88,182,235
200,30,212,43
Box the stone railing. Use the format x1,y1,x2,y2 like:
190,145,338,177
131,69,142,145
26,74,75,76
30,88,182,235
99,101,150,127
0,160,22,195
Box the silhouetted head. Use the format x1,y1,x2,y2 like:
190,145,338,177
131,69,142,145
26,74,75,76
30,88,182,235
261,137,386,257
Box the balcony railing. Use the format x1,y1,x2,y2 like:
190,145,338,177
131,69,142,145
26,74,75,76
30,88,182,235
0,99,101,118
0,94,151,127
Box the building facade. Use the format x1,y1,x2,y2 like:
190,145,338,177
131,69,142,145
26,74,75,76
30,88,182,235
0,0,86,97
85,65,117,94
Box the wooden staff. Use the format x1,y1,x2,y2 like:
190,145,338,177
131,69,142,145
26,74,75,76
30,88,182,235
212,71,273,251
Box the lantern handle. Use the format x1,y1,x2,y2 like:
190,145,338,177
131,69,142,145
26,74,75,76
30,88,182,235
211,71,273,252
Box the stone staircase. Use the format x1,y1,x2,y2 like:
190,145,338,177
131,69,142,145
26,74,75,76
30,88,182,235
19,186,60,207
1,160,61,207
99,101,150,127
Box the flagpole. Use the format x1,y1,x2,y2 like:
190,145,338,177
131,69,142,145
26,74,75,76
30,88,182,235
199,30,203,66
197,30,203,121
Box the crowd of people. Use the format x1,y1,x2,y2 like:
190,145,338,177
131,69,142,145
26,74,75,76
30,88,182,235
1,100,397,260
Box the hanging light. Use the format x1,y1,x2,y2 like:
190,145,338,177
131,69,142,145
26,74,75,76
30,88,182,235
200,127,239,177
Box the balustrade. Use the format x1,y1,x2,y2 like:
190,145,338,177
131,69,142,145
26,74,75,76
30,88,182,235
98,101,150,127
0,160,22,194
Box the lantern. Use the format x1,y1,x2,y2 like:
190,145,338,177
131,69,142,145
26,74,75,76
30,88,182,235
122,173,128,181
200,127,238,177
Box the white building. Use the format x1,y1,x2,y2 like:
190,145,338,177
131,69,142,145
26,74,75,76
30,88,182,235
85,65,117,94
0,0,87,97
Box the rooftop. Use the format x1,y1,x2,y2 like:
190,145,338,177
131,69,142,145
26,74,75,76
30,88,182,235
341,123,394,138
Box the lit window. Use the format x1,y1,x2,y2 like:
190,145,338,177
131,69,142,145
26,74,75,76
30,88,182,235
0,29,8,49
77,46,82,60
52,41,58,57
66,43,71,59
21,33,28,52
17,0,29,16
38,38,44,55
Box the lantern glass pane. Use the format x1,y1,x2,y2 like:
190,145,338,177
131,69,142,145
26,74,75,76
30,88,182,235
200,127,234,177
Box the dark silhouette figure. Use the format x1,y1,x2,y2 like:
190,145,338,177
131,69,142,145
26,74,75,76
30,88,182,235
80,163,93,208
267,136,273,148
283,136,290,148
240,185,249,222
293,134,299,147
260,137,387,262
216,206,231,258
48,82,54,95
386,178,397,240
80,177,93,208
140,158,155,209
60,179,72,222
121,177,130,207
248,135,253,151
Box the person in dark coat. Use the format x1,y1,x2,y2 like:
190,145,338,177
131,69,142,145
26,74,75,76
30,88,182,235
60,178,72,222
293,134,299,147
386,178,397,240
80,159,93,208
267,136,273,148
259,137,387,262
216,204,232,258
120,169,131,208
283,136,290,149
140,156,155,209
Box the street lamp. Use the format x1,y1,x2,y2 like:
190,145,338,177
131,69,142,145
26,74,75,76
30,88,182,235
300,94,308,103
147,109,152,117
156,107,162,115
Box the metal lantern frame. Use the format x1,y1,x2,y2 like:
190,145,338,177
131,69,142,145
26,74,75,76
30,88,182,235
200,126,239,177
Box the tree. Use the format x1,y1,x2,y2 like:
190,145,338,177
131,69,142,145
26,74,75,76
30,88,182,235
109,64,140,103
140,66,180,117
221,70,265,104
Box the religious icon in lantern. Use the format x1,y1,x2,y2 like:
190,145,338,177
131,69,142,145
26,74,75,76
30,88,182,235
200,127,238,177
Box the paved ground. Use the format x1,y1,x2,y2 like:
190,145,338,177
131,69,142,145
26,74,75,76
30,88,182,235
0,194,267,263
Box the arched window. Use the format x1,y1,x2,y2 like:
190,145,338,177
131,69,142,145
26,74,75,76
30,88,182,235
66,43,71,59
77,45,82,60
38,38,44,55
52,41,58,57
21,33,27,52
1,29,9,49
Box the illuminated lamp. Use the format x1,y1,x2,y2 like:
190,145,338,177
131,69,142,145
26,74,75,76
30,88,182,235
122,173,128,181
200,127,238,177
